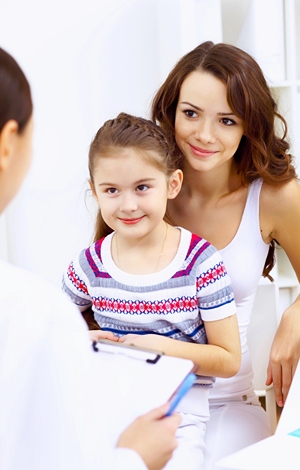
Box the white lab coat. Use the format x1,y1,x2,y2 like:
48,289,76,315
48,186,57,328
0,259,146,470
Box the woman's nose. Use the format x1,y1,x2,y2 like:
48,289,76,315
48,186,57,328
194,119,216,144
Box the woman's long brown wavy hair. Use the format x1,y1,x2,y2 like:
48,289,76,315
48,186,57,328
151,41,297,279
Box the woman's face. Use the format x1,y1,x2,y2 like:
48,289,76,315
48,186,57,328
175,70,244,173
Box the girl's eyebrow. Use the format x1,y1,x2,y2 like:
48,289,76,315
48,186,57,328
98,178,156,187
180,100,236,117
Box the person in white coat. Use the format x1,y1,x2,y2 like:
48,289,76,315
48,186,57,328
0,46,180,470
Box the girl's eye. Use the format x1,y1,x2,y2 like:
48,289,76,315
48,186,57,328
136,184,149,192
107,187,118,194
221,118,236,126
184,110,197,118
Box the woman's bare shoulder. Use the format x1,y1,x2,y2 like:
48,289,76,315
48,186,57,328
261,178,300,211
260,178,300,243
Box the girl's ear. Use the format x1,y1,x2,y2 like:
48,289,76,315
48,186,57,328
0,120,19,171
167,169,183,200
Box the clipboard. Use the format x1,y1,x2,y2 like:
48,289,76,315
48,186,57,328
91,339,196,442
92,339,163,364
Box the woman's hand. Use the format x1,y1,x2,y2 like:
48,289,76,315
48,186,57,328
266,297,300,407
117,403,180,470
89,330,119,342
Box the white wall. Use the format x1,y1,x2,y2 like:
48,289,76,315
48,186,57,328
1,0,298,289
0,0,223,286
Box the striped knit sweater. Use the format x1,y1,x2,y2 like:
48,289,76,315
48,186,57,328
62,227,236,387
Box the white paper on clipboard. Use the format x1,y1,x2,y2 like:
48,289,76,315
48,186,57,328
91,339,196,442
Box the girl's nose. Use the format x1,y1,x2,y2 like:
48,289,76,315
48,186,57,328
119,193,138,212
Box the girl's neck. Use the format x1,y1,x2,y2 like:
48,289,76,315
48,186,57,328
112,222,180,275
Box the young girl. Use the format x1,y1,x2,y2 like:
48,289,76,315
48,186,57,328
62,112,241,469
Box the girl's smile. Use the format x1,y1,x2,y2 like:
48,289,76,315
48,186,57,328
118,216,145,225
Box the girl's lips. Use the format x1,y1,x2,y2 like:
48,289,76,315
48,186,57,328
119,217,144,225
189,143,217,158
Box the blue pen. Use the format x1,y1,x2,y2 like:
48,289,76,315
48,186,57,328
165,373,196,416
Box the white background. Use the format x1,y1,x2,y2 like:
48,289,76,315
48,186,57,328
1,0,294,288
0,0,222,285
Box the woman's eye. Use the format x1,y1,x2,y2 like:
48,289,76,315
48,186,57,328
184,110,197,118
107,187,118,194
136,184,148,192
221,118,235,126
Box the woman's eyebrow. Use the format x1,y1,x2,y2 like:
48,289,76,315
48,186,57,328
180,101,236,116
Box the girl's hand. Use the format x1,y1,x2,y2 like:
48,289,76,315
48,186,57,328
119,333,164,350
89,330,119,342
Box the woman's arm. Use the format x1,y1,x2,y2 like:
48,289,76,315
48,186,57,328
262,179,300,406
119,313,241,378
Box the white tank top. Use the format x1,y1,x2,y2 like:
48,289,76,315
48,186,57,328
209,179,270,401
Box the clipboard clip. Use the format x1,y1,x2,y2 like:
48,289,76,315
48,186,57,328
92,339,163,364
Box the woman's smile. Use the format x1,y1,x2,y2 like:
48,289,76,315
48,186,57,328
188,143,218,158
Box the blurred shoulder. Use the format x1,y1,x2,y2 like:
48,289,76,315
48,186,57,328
0,259,82,320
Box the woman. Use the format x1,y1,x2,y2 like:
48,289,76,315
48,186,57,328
151,40,300,466
0,46,180,470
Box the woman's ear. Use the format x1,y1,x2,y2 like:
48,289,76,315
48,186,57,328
167,169,183,200
0,120,19,171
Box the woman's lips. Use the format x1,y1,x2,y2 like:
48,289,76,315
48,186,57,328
189,143,217,158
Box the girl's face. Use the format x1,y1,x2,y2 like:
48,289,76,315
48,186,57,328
91,148,182,241
175,71,244,173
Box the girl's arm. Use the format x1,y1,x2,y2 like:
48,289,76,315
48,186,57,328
119,313,241,378
262,179,300,407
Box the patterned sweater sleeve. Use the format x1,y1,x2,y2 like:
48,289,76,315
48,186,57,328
62,248,93,312
196,242,236,322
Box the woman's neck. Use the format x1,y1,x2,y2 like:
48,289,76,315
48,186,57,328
167,160,248,249
182,160,242,201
